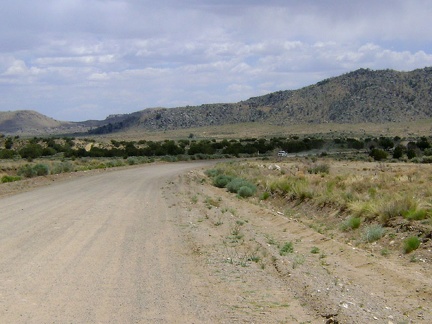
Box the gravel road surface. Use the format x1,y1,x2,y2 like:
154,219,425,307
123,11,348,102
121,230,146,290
0,162,219,323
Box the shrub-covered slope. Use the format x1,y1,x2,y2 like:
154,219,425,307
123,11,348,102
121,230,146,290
89,67,432,134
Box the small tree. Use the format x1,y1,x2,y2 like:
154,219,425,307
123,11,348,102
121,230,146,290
19,144,43,159
4,137,13,149
378,137,394,150
393,145,405,159
370,148,388,161
407,149,417,159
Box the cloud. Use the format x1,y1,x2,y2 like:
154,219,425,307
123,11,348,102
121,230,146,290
0,1,431,121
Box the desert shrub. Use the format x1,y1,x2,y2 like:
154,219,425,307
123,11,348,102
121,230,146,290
104,159,125,168
340,216,361,231
403,236,421,253
348,201,377,219
17,165,36,178
268,177,292,194
1,175,21,183
424,148,432,156
269,177,312,201
307,163,330,174
237,186,254,198
160,155,178,162
379,196,417,224
420,156,432,163
51,161,75,174
127,157,138,165
363,224,385,242
226,178,256,194
213,174,234,188
260,191,270,200
279,241,294,255
32,164,50,176
310,246,320,254
290,180,314,201
194,153,211,160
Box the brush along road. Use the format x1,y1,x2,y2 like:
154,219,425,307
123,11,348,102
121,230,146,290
0,161,431,323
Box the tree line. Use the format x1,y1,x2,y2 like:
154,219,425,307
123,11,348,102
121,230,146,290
0,134,431,162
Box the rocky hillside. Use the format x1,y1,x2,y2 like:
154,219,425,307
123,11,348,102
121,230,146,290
89,67,432,134
0,110,138,135
0,110,78,135
1,67,431,136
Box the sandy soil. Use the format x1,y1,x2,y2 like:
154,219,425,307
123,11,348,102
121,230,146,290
0,162,431,323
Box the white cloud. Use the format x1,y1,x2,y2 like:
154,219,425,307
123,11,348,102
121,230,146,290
4,60,28,76
0,1,431,121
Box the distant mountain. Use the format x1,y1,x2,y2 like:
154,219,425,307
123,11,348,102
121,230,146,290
0,110,93,135
88,67,432,134
1,67,431,136
0,110,141,135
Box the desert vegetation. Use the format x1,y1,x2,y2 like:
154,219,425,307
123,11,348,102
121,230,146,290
204,158,432,257
178,155,432,322
1,133,432,182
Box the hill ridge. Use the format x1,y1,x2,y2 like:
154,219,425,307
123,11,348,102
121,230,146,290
1,67,431,135
90,67,432,134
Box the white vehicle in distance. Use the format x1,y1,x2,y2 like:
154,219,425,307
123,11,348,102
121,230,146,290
277,150,288,157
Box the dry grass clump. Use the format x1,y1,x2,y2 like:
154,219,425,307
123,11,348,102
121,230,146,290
266,176,314,201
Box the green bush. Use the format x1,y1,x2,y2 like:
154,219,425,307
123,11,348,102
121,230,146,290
341,216,361,231
363,224,385,242
421,156,432,163
1,175,21,183
379,196,417,224
237,186,254,198
17,165,36,178
260,191,270,200
279,242,294,255
403,236,421,254
403,208,429,220
32,164,50,176
370,148,388,161
51,161,75,174
226,178,256,194
127,157,138,165
213,174,234,188
19,144,43,159
17,163,50,178
310,246,320,254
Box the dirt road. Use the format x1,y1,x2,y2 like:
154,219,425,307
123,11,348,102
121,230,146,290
0,162,226,323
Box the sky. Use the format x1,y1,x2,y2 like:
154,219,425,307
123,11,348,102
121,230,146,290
1,0,432,121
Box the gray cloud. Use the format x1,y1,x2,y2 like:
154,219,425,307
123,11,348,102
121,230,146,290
0,0,431,121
